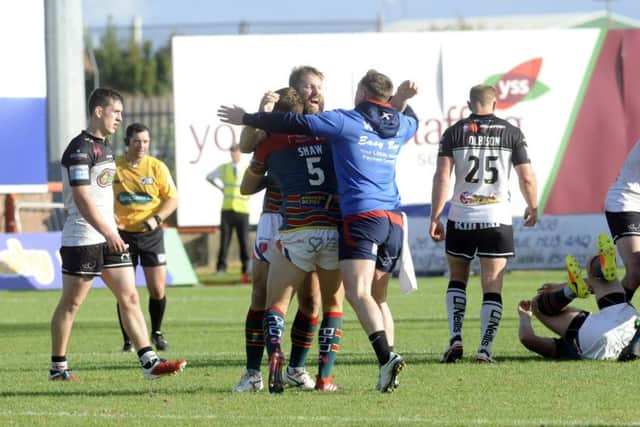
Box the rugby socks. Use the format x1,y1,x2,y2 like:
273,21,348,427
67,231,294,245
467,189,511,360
149,296,167,333
369,330,391,365
263,307,286,356
478,292,502,357
317,312,342,379
137,347,158,369
51,355,67,372
116,303,130,342
289,310,318,368
446,281,467,344
245,309,265,371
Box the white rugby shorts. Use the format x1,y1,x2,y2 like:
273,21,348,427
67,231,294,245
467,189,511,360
278,228,339,272
253,213,282,263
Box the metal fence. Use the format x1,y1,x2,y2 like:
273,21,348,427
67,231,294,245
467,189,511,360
113,95,175,173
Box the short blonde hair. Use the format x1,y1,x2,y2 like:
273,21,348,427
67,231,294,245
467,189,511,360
359,69,394,102
469,84,497,106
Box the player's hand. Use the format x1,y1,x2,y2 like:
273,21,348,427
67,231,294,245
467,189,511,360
104,230,127,254
395,80,419,101
143,216,159,231
524,206,538,226
518,300,532,318
429,219,445,241
217,105,246,125
259,91,280,113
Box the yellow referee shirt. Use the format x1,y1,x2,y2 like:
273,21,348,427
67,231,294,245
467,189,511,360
113,155,177,232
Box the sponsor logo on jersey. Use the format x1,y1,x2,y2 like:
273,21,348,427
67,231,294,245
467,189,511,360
117,192,153,205
358,135,384,149
464,123,479,133
459,191,498,205
96,168,116,187
140,176,155,185
483,57,549,110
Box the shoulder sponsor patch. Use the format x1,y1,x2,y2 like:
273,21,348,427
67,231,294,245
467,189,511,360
69,164,90,181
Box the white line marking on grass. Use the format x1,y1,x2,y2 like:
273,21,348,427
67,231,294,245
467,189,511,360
1,411,638,426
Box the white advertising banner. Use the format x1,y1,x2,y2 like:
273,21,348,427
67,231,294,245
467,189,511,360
407,213,616,275
173,29,601,227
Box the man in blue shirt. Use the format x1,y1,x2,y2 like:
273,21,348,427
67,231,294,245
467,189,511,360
218,70,418,392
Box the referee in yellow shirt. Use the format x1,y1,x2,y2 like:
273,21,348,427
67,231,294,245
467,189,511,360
113,123,178,351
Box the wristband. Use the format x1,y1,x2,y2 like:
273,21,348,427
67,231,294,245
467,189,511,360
154,214,163,226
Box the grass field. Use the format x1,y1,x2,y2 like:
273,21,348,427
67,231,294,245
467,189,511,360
1,270,639,426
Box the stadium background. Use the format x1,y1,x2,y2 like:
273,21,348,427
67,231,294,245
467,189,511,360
1,0,639,288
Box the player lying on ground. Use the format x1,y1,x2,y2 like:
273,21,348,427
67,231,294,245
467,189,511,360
518,234,640,361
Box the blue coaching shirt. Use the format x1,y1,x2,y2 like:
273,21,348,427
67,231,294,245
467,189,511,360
243,100,418,217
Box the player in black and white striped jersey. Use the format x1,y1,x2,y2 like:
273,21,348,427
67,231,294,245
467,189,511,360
50,88,186,381
430,84,538,363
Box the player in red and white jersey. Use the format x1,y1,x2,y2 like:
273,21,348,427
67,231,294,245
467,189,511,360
231,67,325,393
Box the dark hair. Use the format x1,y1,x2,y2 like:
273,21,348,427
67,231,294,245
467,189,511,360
87,88,124,116
359,69,394,102
274,87,304,113
125,122,151,142
288,65,324,88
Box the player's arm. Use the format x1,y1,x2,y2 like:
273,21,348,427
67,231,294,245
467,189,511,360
72,185,126,253
430,155,453,241
515,162,538,226
205,167,224,191
512,131,538,226
145,162,178,230
218,106,313,136
239,128,267,153
238,91,279,153
390,80,418,113
145,196,177,231
240,168,267,195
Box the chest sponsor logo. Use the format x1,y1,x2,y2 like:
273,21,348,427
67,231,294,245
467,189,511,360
140,176,155,185
117,192,153,205
96,168,116,187
460,191,498,205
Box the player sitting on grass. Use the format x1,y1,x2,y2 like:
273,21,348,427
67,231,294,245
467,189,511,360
518,234,640,361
